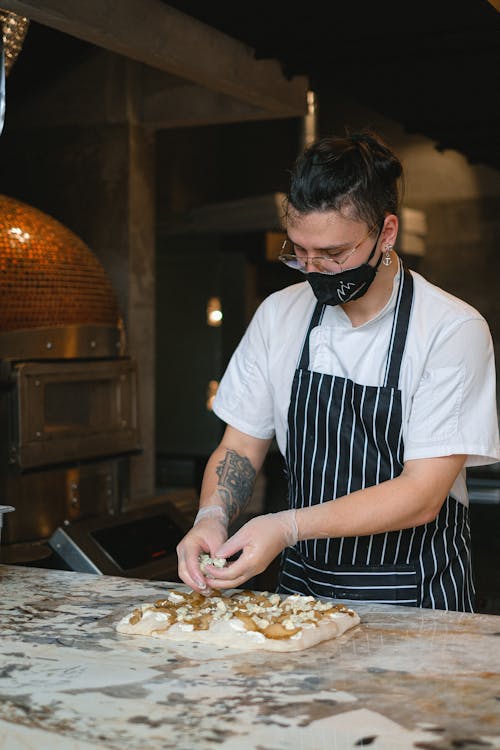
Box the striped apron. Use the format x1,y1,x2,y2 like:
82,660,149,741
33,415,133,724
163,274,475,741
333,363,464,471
279,267,475,611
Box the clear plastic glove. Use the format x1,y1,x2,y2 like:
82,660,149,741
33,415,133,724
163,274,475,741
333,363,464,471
201,509,298,591
176,506,228,594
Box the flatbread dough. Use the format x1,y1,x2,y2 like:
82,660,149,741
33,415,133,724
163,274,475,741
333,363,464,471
115,589,360,652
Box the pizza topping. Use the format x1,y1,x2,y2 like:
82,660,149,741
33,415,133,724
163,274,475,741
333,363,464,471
122,589,358,642
166,591,187,604
129,608,143,625
262,622,301,639
234,613,259,631
199,553,227,573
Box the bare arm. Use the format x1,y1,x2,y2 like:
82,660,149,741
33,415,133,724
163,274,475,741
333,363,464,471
198,425,272,522
294,454,467,540
207,453,466,590
176,426,272,592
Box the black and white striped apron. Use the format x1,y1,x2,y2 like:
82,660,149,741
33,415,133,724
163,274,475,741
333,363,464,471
279,267,475,611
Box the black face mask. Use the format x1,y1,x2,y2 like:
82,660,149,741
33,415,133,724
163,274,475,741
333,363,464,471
307,225,384,306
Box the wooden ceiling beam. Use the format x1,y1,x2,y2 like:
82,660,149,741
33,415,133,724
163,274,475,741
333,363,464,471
143,82,301,129
7,49,302,129
1,0,308,115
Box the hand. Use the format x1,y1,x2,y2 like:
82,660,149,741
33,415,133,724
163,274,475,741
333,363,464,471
176,506,228,594
202,510,298,590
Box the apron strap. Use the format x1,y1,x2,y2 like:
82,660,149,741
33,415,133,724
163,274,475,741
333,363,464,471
383,264,414,388
298,302,325,370
298,263,414,385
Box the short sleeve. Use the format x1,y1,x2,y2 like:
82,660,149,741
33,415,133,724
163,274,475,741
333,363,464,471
212,301,276,440
404,317,500,466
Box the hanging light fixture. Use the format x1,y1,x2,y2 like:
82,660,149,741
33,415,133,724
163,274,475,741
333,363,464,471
0,9,30,135
0,9,29,75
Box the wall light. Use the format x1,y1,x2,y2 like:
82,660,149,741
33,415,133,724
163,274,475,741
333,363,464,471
206,380,219,411
206,296,222,327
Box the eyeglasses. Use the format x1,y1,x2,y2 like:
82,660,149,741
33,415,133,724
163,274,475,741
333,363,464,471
278,223,379,274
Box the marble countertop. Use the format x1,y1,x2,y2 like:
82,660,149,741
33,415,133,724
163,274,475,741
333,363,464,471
0,564,499,750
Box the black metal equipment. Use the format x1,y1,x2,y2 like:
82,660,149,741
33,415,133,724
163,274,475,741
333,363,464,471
49,499,190,581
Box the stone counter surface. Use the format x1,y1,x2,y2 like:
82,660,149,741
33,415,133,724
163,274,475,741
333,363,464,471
0,565,499,750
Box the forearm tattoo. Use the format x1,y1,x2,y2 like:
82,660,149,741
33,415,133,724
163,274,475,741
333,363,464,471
215,449,256,523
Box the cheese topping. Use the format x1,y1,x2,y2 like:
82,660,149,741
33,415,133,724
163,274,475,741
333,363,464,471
199,553,227,572
122,589,357,641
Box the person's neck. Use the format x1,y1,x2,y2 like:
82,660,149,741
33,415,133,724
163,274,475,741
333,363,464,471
341,252,399,327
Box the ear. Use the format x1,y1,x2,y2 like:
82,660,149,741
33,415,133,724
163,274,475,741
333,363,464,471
382,214,398,246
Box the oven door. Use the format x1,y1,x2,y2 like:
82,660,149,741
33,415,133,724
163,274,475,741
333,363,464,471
10,358,141,469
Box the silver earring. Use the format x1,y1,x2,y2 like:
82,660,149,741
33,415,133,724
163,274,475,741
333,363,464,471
383,244,393,266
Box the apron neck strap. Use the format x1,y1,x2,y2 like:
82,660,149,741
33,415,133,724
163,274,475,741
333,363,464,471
383,263,414,388
297,261,414,387
298,301,325,370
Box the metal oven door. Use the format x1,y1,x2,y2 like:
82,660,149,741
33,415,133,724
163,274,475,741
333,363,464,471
10,358,141,469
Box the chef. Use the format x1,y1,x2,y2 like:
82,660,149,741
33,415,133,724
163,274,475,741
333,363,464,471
177,129,500,611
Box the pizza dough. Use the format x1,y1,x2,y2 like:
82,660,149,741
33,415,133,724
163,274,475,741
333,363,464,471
115,589,360,652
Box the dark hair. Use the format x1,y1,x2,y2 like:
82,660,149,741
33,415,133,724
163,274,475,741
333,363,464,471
286,129,404,228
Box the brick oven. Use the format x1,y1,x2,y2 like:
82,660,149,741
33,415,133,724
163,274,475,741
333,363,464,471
0,194,188,579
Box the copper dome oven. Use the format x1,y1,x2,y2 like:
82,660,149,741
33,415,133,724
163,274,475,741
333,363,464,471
0,194,142,566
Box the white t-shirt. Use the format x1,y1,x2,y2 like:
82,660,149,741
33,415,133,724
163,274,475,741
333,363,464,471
213,264,500,506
